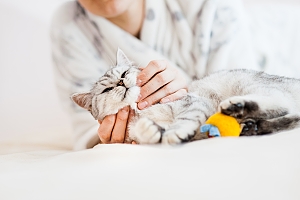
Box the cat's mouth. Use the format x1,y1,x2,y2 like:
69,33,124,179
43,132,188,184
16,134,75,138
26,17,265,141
122,87,129,100
122,85,140,104
117,80,130,100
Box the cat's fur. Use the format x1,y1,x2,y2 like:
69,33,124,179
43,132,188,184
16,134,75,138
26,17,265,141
71,49,300,144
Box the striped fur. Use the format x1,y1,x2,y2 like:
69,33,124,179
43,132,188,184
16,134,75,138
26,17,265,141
72,49,300,145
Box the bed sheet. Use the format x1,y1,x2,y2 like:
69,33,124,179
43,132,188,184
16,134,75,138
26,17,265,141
1,128,300,200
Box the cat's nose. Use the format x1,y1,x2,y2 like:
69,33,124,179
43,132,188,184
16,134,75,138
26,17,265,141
117,80,124,87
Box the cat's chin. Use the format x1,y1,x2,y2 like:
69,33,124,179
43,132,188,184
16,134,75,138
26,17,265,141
124,86,140,104
97,86,140,120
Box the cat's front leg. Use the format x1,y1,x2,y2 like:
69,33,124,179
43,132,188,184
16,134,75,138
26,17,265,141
133,94,214,145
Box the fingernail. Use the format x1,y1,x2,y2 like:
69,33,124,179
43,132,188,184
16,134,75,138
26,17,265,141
121,106,129,113
160,98,170,103
138,101,148,109
136,79,142,86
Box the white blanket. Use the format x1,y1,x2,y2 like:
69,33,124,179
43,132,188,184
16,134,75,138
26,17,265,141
1,129,300,200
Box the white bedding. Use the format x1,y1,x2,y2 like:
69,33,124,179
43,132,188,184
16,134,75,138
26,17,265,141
1,129,300,200
1,1,300,199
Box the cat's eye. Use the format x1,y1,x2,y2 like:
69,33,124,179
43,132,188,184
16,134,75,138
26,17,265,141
101,87,114,94
121,71,127,78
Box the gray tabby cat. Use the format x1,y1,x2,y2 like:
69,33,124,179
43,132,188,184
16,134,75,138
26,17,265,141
71,49,300,144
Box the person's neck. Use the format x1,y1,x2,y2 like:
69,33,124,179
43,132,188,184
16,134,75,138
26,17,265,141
107,0,145,38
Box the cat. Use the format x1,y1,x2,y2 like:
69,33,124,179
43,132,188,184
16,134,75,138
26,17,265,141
71,49,300,144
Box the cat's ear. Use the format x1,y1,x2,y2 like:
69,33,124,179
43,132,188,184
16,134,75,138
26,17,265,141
71,92,92,111
116,48,132,66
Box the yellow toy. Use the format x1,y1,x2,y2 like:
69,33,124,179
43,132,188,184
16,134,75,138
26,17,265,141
200,112,241,137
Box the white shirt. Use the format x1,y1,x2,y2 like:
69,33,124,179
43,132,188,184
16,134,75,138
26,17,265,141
50,0,300,150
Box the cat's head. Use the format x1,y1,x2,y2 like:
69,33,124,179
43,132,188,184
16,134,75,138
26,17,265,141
71,49,141,120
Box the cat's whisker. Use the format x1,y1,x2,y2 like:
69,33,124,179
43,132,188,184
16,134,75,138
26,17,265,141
107,55,115,67
136,61,143,69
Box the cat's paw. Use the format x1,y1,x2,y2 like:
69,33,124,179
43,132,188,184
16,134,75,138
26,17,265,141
161,129,192,145
219,97,245,118
219,97,259,119
134,118,163,144
240,119,258,136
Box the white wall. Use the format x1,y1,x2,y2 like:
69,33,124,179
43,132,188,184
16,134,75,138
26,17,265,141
0,1,71,141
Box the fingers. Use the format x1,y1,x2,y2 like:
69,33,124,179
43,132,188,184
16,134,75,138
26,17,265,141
98,114,116,144
110,106,130,143
137,79,186,109
138,69,175,102
124,109,135,143
137,60,167,87
98,106,130,144
136,60,188,110
160,88,187,103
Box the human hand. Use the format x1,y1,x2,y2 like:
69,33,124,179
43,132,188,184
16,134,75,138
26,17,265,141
97,106,136,144
136,60,188,109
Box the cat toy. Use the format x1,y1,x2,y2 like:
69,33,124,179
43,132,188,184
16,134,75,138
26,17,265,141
200,113,241,137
